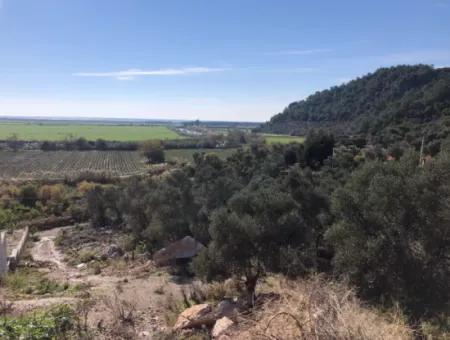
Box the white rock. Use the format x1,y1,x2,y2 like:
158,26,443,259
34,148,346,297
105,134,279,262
212,316,234,338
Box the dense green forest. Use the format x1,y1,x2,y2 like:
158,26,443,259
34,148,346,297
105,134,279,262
261,65,450,152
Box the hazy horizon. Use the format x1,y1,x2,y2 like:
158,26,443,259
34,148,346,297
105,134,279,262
1,0,449,121
0,114,263,123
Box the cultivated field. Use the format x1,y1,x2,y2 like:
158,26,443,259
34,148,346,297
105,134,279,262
0,151,147,179
0,123,182,141
263,134,305,144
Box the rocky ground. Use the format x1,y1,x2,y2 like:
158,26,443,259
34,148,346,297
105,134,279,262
1,225,195,339
1,225,415,340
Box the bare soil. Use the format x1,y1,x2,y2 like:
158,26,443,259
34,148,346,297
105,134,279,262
2,226,191,338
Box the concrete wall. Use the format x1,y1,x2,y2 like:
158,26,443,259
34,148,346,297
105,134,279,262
0,227,30,275
0,231,8,278
8,226,29,270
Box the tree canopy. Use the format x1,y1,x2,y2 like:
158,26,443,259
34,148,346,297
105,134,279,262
261,65,450,151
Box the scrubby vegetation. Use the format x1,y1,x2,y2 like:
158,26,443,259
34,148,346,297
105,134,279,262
86,125,450,336
1,65,449,338
3,267,72,297
0,179,96,230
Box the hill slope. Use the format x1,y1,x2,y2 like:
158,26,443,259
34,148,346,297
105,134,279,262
261,65,450,147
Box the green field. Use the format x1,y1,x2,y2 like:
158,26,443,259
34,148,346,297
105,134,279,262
263,134,305,144
166,148,238,162
0,123,182,141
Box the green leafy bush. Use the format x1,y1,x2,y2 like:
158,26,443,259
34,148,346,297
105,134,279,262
326,150,450,318
4,268,68,296
0,305,76,339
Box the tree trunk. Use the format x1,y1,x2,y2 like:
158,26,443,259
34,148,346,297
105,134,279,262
245,275,258,307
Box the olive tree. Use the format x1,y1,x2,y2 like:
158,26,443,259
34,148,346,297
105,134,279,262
192,178,313,305
326,151,450,317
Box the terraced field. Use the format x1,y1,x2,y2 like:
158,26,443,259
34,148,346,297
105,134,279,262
0,151,147,180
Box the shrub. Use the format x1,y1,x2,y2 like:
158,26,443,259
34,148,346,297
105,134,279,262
38,184,66,204
76,180,96,195
19,185,38,207
0,305,77,339
140,140,165,164
79,250,96,263
6,133,24,152
41,141,58,151
101,290,137,338
4,268,67,295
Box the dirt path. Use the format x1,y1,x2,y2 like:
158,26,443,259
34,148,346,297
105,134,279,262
31,226,123,288
19,226,182,337
33,234,66,269
31,226,86,284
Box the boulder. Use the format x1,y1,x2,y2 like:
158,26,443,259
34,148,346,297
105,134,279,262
153,236,205,267
103,244,123,259
215,300,238,318
173,303,213,330
212,317,234,338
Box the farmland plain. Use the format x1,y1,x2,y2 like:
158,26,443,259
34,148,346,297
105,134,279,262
0,148,243,180
0,151,147,179
0,123,182,141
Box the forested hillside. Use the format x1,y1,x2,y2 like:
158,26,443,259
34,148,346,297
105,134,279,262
261,65,450,149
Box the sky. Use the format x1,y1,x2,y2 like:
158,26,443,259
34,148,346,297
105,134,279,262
0,0,450,122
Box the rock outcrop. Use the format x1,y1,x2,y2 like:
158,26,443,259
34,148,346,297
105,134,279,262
173,303,213,330
153,236,205,267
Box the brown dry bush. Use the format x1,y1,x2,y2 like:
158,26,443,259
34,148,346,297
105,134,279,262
181,279,243,306
102,291,136,324
99,290,137,339
237,275,413,340
0,300,13,315
163,291,187,327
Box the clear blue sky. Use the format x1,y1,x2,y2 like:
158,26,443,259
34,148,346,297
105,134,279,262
0,0,449,122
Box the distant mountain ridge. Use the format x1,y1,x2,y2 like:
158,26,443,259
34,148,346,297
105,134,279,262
261,65,450,146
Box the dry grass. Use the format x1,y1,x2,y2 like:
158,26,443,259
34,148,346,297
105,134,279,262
161,279,241,329
163,291,187,327
102,291,136,325
97,290,138,339
235,275,413,340
180,279,243,306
